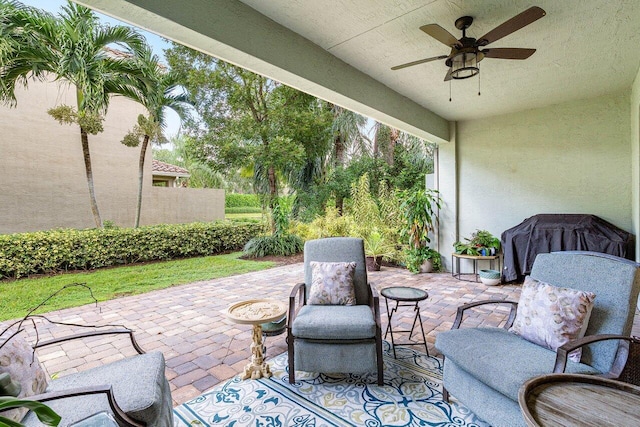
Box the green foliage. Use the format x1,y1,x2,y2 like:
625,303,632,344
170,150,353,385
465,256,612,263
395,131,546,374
225,193,261,208
0,222,265,279
0,397,60,426
405,247,442,273
362,229,394,259
47,105,105,135
454,229,500,255
400,188,442,249
243,234,304,257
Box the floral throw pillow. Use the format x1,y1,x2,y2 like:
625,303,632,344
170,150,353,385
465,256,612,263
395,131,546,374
0,333,48,422
509,276,595,362
308,261,357,305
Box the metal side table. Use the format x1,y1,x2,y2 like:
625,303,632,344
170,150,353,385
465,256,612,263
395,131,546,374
381,286,429,358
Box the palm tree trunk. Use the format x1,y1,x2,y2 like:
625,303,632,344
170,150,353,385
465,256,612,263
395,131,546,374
80,127,103,228
334,134,345,215
387,127,399,167
134,135,150,228
268,165,277,233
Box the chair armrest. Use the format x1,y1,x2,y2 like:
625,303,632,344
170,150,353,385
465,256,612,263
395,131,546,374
33,329,145,355
367,282,382,329
553,334,639,376
287,283,306,327
28,385,144,427
451,300,518,330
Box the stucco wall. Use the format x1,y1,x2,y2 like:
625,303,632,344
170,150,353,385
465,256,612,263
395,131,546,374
631,67,640,261
438,92,632,269
0,79,224,234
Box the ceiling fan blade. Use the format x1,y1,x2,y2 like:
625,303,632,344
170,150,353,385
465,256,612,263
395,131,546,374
444,68,452,81
477,6,546,46
420,24,461,47
391,55,448,70
482,47,536,59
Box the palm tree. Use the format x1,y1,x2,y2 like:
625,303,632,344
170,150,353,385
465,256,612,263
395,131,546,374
119,45,191,227
0,1,144,228
329,105,367,213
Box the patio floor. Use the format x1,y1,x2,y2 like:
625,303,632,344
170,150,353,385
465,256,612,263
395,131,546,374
7,262,640,406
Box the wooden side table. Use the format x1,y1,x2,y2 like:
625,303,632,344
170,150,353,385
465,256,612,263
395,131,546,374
451,253,501,282
226,299,287,380
519,373,640,426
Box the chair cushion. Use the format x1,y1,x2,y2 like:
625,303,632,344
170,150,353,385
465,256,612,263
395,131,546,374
0,334,48,422
21,351,172,426
292,305,376,340
308,261,357,305
510,276,595,362
435,327,600,401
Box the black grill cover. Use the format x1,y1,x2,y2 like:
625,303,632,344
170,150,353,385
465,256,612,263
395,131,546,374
501,214,635,282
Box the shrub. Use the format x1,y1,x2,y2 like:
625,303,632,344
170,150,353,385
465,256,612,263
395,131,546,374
225,193,261,208
224,207,263,214
0,221,265,279
243,234,304,257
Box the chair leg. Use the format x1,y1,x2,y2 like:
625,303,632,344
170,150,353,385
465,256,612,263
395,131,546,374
376,331,384,386
442,386,449,402
287,332,296,384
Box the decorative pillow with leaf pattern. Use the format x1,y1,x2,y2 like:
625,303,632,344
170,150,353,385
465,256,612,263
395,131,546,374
510,276,595,362
308,262,357,305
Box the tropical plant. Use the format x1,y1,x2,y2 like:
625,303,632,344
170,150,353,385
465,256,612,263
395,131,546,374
362,229,394,259
0,1,145,228
119,45,191,227
405,246,442,273
400,187,442,272
454,229,500,256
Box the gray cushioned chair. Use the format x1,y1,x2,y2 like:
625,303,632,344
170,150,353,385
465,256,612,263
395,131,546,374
21,328,174,426
287,237,384,385
435,251,640,427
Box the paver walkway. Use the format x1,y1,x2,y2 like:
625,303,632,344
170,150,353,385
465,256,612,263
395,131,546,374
5,263,640,406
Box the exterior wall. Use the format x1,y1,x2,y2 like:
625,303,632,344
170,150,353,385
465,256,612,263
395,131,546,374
437,92,632,270
141,187,225,226
0,79,224,234
631,67,640,261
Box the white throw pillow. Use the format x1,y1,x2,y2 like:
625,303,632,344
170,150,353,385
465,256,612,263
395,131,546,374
308,261,357,305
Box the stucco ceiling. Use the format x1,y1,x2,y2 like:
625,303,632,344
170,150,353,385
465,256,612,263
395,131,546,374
237,0,640,121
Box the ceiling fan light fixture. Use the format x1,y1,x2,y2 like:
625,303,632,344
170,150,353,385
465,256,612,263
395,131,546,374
450,51,479,79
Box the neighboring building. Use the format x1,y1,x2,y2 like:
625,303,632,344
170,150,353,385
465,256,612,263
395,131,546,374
0,78,224,234
152,159,190,187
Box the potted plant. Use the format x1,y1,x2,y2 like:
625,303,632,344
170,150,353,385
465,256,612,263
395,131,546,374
406,246,442,273
363,230,394,271
400,188,442,273
454,229,501,256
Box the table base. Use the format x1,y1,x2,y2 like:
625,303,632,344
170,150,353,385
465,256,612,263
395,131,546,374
241,324,272,380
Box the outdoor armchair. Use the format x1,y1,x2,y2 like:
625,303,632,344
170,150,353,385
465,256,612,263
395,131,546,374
287,237,384,385
435,251,640,427
9,327,174,427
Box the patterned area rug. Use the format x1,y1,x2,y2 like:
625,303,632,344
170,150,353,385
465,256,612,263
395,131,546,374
173,342,487,426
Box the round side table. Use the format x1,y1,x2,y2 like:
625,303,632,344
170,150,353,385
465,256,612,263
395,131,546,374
380,286,429,358
226,299,287,380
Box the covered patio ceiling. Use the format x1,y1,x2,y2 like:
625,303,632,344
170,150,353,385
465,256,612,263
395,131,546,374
78,0,640,143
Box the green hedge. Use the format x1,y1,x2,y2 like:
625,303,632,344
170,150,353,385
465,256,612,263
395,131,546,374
225,193,261,208
0,221,265,279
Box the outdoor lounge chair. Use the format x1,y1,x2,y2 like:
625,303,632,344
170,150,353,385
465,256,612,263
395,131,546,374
2,327,173,426
435,251,640,427
287,237,384,385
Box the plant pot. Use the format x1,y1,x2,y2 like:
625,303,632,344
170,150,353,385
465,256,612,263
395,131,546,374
479,269,501,286
366,256,382,271
420,259,433,273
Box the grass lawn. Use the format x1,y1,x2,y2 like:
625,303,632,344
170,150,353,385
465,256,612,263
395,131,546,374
226,212,263,220
0,252,275,322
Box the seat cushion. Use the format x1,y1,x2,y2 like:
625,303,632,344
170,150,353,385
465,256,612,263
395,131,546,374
21,351,173,427
292,305,376,340
435,327,600,400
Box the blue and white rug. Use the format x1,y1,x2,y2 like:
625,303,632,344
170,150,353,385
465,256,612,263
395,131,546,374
173,342,487,426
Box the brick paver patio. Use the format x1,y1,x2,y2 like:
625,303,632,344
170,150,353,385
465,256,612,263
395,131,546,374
4,263,640,406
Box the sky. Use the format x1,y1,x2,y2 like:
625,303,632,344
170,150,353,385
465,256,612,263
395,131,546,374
18,0,182,138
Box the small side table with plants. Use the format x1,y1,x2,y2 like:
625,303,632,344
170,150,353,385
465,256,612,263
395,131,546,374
452,229,502,284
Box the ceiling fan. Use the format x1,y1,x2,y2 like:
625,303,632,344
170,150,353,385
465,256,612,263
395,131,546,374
391,6,546,81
